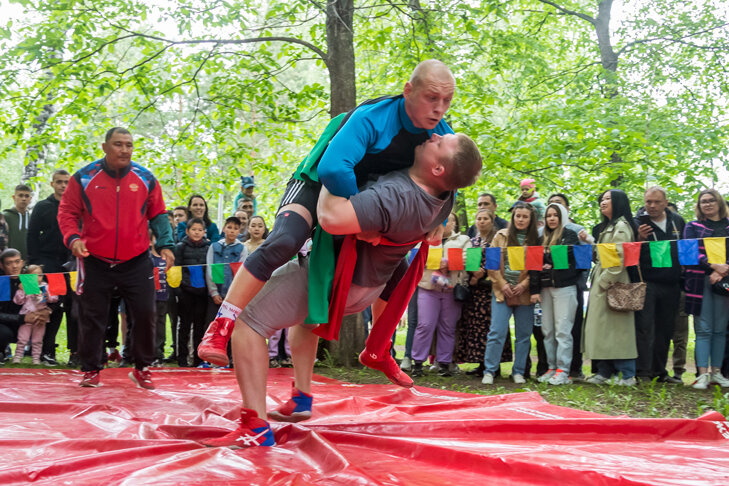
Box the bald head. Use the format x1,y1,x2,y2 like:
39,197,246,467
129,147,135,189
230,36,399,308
403,60,456,130
409,60,455,89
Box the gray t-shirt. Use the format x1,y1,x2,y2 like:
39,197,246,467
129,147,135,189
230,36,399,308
349,169,454,287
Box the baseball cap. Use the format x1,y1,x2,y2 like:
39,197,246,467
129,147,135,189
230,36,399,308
240,176,255,188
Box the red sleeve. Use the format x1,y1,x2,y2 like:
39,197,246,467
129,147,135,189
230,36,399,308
57,176,83,248
146,179,167,220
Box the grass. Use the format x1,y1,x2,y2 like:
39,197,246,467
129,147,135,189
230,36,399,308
6,315,722,420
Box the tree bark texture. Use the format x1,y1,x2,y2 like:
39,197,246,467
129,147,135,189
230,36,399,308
326,0,356,117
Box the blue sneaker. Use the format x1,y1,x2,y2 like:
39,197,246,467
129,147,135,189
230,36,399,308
267,382,313,422
201,408,275,448
197,362,212,369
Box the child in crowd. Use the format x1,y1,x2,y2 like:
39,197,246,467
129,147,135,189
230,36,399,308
174,217,211,367
244,215,268,254
149,231,169,365
518,178,546,221
13,265,58,364
206,216,247,323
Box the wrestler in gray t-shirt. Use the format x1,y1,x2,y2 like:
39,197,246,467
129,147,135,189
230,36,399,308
241,170,454,338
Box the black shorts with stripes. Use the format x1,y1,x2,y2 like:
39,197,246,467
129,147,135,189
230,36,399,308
278,177,321,224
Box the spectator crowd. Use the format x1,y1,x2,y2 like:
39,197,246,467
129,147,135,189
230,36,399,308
1,151,729,392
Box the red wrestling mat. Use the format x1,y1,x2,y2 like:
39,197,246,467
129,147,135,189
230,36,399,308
1,368,729,485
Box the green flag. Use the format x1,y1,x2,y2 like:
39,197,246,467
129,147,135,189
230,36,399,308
465,247,482,271
19,274,40,295
211,264,225,284
649,240,672,268
551,245,569,270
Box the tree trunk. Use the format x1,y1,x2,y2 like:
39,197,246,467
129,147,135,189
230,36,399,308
22,101,54,183
326,0,356,117
319,314,367,367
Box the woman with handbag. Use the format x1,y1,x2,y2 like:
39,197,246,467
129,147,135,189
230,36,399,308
482,202,541,385
683,189,729,389
454,209,513,377
410,213,471,377
534,203,580,385
584,190,640,386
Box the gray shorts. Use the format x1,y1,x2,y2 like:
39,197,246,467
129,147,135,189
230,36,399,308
241,259,384,339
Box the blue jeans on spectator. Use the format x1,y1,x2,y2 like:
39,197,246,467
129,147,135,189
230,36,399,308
597,359,636,380
695,277,729,369
484,297,533,376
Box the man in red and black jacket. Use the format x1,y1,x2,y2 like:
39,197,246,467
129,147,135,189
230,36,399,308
58,127,174,389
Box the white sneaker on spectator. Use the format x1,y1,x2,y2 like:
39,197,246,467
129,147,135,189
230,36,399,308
429,361,439,372
400,357,412,371
548,369,571,386
616,377,637,386
449,362,460,374
481,373,494,385
586,374,610,385
512,374,526,384
710,372,729,387
537,369,556,383
692,373,710,390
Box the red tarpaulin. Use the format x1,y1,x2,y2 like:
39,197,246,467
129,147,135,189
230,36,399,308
1,368,728,485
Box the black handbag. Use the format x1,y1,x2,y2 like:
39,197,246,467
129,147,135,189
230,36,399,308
712,276,729,297
453,283,472,302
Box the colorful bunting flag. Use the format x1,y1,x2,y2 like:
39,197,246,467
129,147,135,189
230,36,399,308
46,273,67,296
705,237,726,265
507,246,525,271
189,266,205,288
649,240,672,268
597,243,621,268
426,248,443,270
678,239,699,266
153,267,161,290
622,242,642,267
69,272,78,293
230,262,243,276
484,247,501,270
167,266,181,288
573,245,592,269
465,247,482,271
19,274,40,295
525,246,543,271
0,276,9,302
551,245,569,270
448,248,465,271
211,263,225,284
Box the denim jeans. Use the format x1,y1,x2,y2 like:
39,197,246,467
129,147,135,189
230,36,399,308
540,286,577,372
484,297,533,376
695,277,729,369
597,359,636,380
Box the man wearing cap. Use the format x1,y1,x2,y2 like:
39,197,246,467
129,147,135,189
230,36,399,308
233,176,257,216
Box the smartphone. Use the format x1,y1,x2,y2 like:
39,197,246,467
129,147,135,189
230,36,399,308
638,214,651,226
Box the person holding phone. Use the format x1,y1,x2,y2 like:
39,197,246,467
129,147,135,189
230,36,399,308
633,186,685,384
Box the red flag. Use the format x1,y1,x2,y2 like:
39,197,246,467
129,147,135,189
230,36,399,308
525,246,544,271
623,242,642,267
153,267,161,290
46,273,67,296
230,262,243,276
447,248,464,271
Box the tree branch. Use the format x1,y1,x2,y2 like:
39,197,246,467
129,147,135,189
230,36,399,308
617,22,729,56
535,0,595,25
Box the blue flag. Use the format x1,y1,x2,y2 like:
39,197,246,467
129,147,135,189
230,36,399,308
189,266,205,288
0,276,9,302
677,239,699,266
484,247,501,270
573,245,593,270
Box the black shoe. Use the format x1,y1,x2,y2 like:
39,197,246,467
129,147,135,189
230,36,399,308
657,374,683,384
67,353,80,368
269,358,281,368
437,363,452,377
164,355,177,363
411,362,424,377
40,354,58,367
466,363,485,377
279,357,293,368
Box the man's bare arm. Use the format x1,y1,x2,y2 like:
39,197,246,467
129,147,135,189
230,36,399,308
317,186,363,235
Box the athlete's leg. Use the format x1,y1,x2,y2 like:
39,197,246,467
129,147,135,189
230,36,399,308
288,324,320,395
231,318,269,418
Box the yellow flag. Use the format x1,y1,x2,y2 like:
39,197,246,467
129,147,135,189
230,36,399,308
167,266,182,288
506,246,525,271
597,243,621,268
69,271,78,293
426,248,443,270
705,237,726,265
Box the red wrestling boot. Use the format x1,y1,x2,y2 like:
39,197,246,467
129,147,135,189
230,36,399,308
197,317,235,367
359,350,414,388
268,382,313,422
201,408,275,449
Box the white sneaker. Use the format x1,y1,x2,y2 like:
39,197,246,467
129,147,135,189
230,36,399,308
616,377,637,386
537,369,556,383
711,372,729,387
548,369,571,385
429,361,439,373
692,373,710,390
586,374,610,385
449,362,460,374
481,373,494,385
399,357,412,371
512,374,526,384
